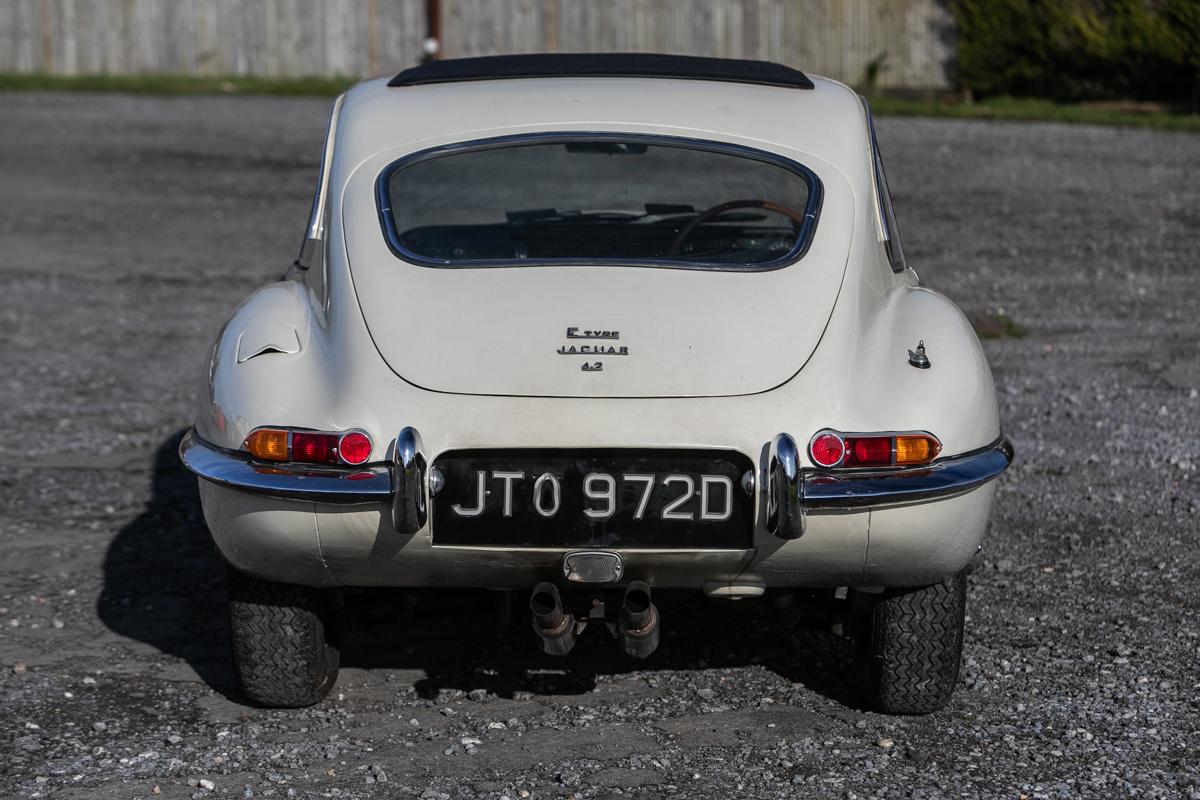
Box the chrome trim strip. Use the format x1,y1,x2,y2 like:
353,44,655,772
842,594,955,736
804,437,1013,510
179,429,391,503
765,433,805,540
391,427,428,534
860,95,907,272
306,93,344,244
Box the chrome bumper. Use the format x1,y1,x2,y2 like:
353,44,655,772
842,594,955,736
179,427,428,535
762,434,1012,539
804,437,1014,509
179,429,393,503
181,429,1012,536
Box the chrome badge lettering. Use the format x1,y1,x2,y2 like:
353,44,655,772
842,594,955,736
562,326,625,373
566,327,620,339
557,344,629,356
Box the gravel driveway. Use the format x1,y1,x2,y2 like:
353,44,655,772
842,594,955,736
0,92,1197,800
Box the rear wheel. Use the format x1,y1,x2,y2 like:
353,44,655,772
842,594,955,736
854,571,967,714
225,564,340,708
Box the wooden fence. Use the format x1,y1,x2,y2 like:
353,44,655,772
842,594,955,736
0,0,956,90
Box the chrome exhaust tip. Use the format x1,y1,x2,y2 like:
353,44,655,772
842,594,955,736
618,581,660,659
530,582,576,656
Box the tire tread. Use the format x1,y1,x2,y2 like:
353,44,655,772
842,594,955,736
857,571,966,714
226,566,339,708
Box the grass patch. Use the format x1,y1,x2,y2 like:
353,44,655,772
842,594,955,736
970,311,1028,340
2,73,1198,132
867,94,1200,132
0,72,354,97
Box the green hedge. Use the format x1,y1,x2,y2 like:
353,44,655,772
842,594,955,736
950,0,1200,110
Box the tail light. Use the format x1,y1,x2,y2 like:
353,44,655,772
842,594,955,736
243,427,374,466
337,431,372,465
809,431,846,467
845,435,892,467
292,431,334,463
808,430,941,468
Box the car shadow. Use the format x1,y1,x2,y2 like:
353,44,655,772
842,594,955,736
97,429,237,697
99,429,862,709
344,588,863,709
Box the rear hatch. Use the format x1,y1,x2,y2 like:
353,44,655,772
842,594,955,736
343,134,853,398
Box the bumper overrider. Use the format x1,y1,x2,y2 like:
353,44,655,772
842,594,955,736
179,428,1013,541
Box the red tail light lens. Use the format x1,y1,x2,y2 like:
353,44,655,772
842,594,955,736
844,436,893,467
337,431,372,465
809,431,846,467
292,432,336,464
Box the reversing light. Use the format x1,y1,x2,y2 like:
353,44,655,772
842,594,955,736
808,430,941,469
243,427,374,466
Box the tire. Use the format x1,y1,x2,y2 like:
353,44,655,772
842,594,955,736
854,571,967,714
225,564,340,708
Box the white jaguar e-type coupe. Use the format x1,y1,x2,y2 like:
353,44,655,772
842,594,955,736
181,53,1012,712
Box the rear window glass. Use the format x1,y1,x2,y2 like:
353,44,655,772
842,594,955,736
378,135,821,270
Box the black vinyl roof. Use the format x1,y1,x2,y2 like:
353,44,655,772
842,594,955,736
388,53,814,90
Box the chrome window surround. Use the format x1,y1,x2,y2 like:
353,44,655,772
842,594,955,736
300,94,344,255
290,93,345,306
860,97,906,273
374,131,824,273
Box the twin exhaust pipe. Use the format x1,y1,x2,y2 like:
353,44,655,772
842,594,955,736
530,580,661,658
529,583,577,656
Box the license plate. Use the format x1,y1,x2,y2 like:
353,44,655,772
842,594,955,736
430,449,755,549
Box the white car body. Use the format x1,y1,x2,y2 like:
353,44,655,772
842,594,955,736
183,56,1008,616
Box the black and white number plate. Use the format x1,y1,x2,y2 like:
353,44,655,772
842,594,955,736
431,449,755,549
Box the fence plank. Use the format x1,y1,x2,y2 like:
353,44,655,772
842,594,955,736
0,0,954,90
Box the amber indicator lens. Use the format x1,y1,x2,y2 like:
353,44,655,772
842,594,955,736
895,434,942,465
244,428,289,461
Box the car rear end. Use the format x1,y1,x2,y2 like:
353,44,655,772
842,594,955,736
183,56,1011,711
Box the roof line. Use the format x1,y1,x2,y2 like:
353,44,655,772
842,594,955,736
388,53,814,90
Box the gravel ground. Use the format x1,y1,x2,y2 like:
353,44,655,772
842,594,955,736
1,92,1198,800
